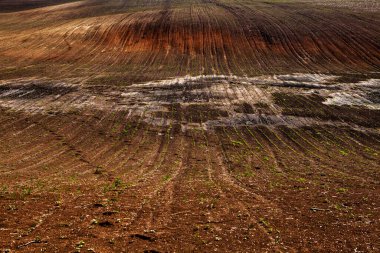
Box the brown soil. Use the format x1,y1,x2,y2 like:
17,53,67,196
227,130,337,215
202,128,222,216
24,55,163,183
0,0,379,82
0,0,379,252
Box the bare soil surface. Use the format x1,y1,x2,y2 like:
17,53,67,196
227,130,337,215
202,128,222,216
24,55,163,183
0,0,379,252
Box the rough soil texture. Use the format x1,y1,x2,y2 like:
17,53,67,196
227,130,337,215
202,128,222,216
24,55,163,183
0,0,379,252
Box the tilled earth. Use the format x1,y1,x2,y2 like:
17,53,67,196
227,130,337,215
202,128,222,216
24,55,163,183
0,74,379,252
0,0,380,252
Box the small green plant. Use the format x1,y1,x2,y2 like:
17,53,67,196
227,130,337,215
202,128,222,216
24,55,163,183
163,175,171,182
295,177,307,183
241,170,254,178
337,187,348,193
104,178,126,192
19,186,32,199
333,204,342,210
114,178,123,187
69,175,77,183
339,150,349,156
364,147,378,156
111,123,121,134
123,124,132,135
74,240,85,252
259,218,273,233
231,140,243,146
0,185,8,196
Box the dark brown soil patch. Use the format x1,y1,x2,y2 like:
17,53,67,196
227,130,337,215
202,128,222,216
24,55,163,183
273,92,380,127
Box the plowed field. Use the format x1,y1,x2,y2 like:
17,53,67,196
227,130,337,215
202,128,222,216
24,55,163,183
0,0,379,252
